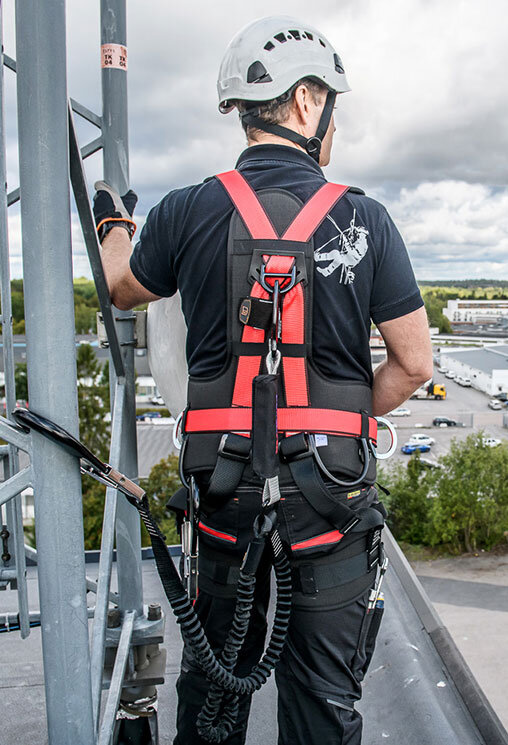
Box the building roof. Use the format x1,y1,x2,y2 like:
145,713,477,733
442,345,508,375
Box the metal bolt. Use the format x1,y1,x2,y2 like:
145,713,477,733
107,608,122,628
147,603,161,621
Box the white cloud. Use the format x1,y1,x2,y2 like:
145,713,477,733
379,181,508,280
1,0,507,280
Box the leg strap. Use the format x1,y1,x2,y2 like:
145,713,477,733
280,434,361,534
205,433,251,504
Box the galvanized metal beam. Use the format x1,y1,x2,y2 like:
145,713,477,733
15,0,94,741
91,381,123,729
70,96,102,129
101,0,144,618
97,610,136,745
0,417,32,453
0,466,32,508
68,106,125,379
0,6,29,637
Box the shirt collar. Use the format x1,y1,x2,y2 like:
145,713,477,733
235,144,324,176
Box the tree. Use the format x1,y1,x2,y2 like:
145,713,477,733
76,343,109,460
14,362,28,401
427,433,508,553
140,455,181,546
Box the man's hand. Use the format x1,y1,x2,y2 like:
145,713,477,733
372,306,434,416
93,181,138,243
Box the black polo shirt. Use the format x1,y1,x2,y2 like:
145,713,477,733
130,144,423,383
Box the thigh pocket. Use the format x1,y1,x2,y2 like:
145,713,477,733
281,487,375,558
198,497,240,554
281,492,345,558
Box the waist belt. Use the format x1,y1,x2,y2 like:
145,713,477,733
184,407,378,442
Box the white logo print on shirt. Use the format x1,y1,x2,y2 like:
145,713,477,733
314,210,369,284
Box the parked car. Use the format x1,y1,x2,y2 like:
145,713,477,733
408,433,435,446
389,407,411,417
488,399,502,410
482,437,501,448
401,443,431,454
437,367,448,374
456,377,471,387
433,416,457,427
494,392,508,402
445,370,456,379
418,457,443,469
136,411,162,422
150,395,165,406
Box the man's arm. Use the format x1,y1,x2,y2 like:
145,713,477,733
372,306,434,416
101,226,162,310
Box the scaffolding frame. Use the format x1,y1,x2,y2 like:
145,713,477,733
0,1,163,743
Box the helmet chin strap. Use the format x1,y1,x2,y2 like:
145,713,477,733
241,90,337,163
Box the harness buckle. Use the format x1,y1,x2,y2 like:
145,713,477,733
279,433,312,463
259,263,297,295
218,433,251,463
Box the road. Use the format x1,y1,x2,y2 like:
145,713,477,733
381,368,507,466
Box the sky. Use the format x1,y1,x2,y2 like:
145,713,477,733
2,0,508,281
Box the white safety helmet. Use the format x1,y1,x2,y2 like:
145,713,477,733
217,16,350,113
217,16,350,162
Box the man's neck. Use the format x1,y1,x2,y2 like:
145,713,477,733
247,134,306,153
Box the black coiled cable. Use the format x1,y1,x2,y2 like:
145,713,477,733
130,495,292,742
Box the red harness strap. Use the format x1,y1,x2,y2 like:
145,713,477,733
184,407,378,443
215,170,351,418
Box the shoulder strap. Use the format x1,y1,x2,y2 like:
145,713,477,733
216,170,349,243
216,170,277,239
282,182,349,242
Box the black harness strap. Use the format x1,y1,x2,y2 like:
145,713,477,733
206,433,251,503
280,434,361,534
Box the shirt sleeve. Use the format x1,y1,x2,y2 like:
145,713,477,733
129,196,177,298
370,207,423,325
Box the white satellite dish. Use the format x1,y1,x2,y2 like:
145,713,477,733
147,293,188,417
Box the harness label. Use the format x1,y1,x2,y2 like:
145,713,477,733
315,434,328,447
314,210,369,284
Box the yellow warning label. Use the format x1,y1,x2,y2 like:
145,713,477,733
347,490,361,499
101,44,128,70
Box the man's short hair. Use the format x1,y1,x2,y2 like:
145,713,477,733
234,77,327,140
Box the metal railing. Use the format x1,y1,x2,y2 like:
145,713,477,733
0,1,163,743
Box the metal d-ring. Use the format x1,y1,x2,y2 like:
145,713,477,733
370,416,397,460
173,411,184,451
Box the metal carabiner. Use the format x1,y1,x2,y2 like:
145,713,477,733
370,416,398,460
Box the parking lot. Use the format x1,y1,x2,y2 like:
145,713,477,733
381,368,507,467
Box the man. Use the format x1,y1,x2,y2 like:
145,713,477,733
95,16,433,745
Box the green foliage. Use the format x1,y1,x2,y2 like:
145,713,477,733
77,343,109,460
381,456,434,544
428,433,508,552
140,455,181,546
383,433,508,553
14,361,28,401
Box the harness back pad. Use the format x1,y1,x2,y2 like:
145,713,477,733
184,184,376,487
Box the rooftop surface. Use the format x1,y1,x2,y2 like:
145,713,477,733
441,345,508,374
2,540,507,745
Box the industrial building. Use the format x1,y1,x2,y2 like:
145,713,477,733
439,345,508,396
443,299,508,326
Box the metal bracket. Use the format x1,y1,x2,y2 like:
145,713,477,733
97,310,147,349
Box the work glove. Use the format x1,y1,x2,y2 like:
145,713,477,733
93,180,138,243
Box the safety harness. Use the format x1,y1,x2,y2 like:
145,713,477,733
181,170,379,530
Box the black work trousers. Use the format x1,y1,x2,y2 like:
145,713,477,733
173,483,384,745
